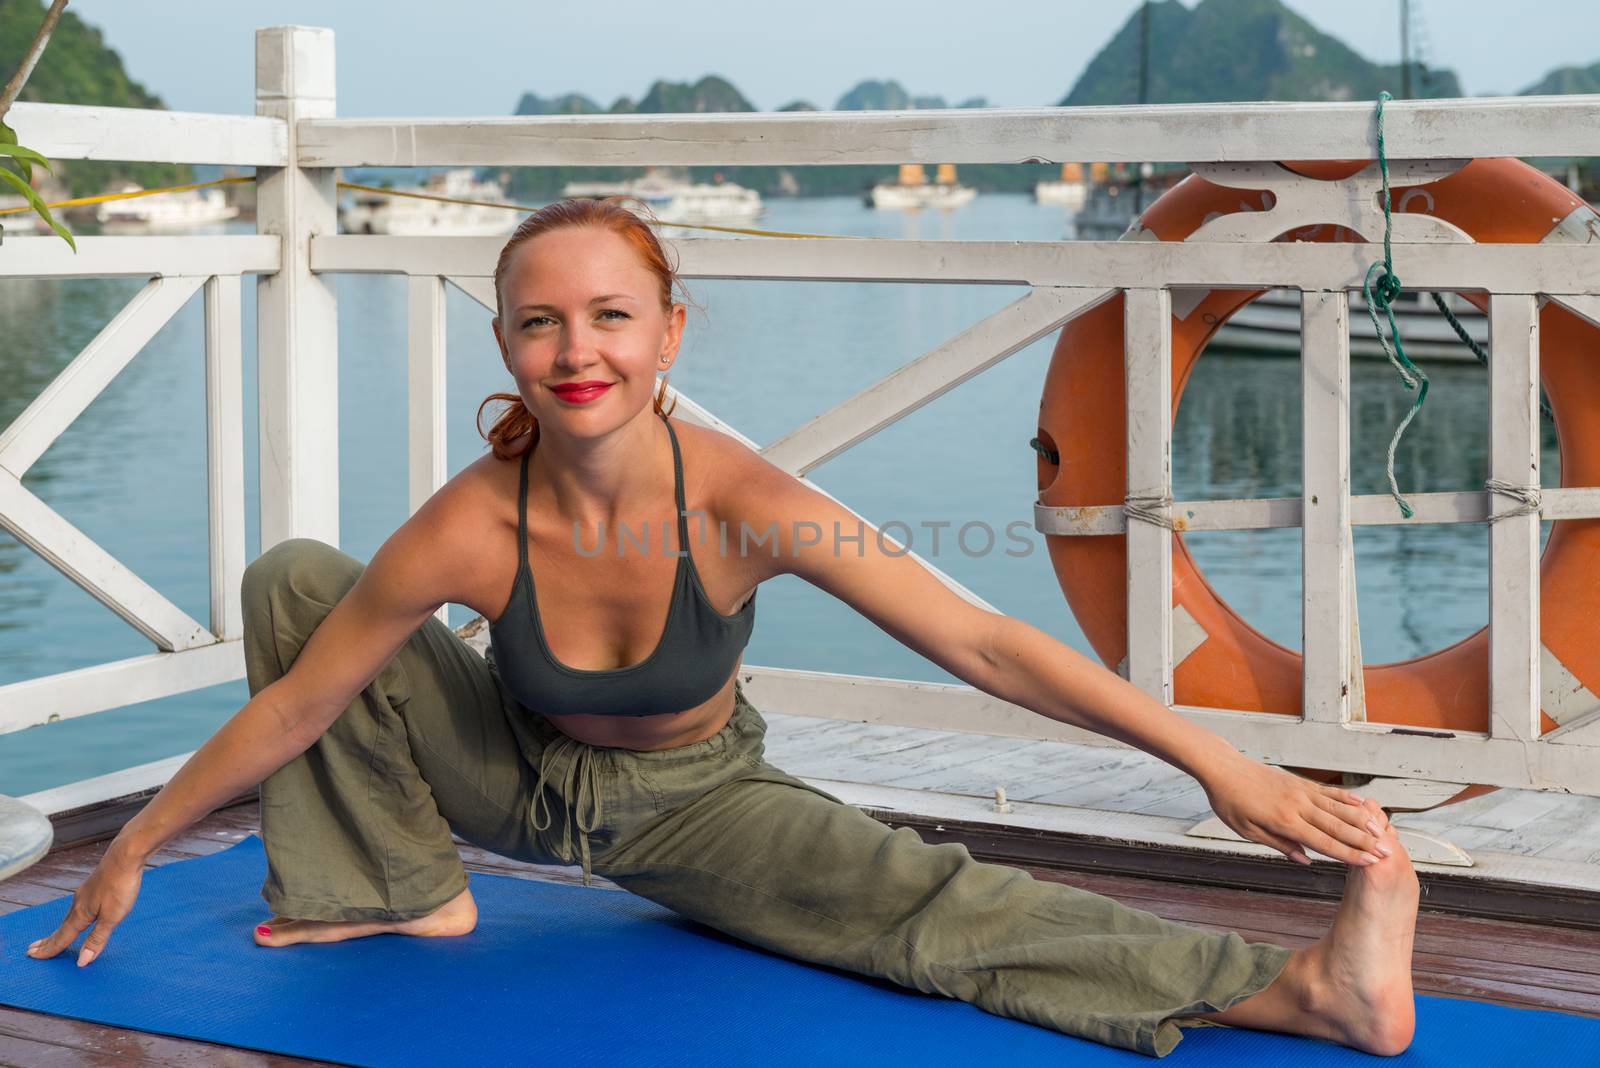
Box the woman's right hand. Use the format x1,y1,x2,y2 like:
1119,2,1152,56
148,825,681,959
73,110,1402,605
24,843,144,968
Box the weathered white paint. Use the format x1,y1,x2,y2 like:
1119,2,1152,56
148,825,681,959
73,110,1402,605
1487,295,1543,743
255,26,340,551
204,275,247,641
1035,484,1600,536
1184,160,1472,246
1555,293,1600,330
0,643,243,736
657,389,759,449
1546,711,1600,747
446,275,496,314
313,233,1600,296
1122,289,1174,705
0,277,205,478
0,471,214,655
6,101,287,166
735,666,1598,794
21,751,200,818
295,95,1600,168
1115,603,1209,678
1542,646,1600,743
407,275,451,626
776,774,1600,888
0,236,279,279
761,287,1110,477
1300,291,1353,725
406,275,449,515
1183,814,1473,866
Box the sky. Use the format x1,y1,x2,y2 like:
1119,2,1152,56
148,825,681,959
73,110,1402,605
59,0,1600,118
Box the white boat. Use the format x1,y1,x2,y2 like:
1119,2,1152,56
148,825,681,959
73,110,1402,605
1213,287,1488,362
1034,163,1088,209
867,164,976,210
0,196,50,235
562,170,763,225
339,169,519,236
95,183,239,231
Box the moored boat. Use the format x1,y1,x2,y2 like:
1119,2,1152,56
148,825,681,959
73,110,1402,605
1215,286,1488,361
1034,162,1088,208
562,169,764,225
0,195,50,235
95,183,239,231
867,163,976,210
338,169,518,236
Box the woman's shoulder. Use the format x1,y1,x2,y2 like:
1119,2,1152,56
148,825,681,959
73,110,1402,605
422,444,526,540
677,419,828,565
673,418,786,512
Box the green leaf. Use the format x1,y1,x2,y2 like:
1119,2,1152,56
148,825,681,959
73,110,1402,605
0,166,75,251
0,142,53,184
0,143,52,168
0,122,27,183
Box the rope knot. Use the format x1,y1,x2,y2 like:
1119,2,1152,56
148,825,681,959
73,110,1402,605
1124,493,1175,531
1484,478,1542,524
1371,268,1403,309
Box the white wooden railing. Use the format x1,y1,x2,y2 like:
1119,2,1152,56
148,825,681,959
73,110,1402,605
5,26,1600,817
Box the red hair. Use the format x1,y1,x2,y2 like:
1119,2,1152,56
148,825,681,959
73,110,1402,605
477,196,683,459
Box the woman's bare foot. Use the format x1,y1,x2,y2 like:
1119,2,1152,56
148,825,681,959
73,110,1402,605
1196,803,1419,1055
253,886,478,948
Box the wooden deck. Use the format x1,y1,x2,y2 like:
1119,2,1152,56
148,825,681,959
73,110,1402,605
758,710,1600,863
3,793,1599,1066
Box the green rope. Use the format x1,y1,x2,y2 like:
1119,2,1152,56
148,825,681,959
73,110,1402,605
1364,90,1429,520
1030,91,1552,501
1429,290,1554,420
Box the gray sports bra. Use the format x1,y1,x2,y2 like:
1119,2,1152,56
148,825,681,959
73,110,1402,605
488,411,757,717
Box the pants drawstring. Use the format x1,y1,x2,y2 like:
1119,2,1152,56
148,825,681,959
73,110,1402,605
530,733,604,885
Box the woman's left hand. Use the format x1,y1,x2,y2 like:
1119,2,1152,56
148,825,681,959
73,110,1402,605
1200,755,1392,866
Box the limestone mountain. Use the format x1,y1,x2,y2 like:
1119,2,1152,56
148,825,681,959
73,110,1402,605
1519,61,1600,97
0,0,189,196
1060,0,1461,105
636,75,754,114
836,79,914,110
514,91,602,116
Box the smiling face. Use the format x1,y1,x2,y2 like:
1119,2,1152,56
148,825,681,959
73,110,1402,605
492,224,685,432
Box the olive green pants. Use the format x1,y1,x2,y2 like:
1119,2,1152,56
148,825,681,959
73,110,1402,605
241,537,1292,1057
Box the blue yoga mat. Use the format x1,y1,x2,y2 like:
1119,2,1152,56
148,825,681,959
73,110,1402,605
1,835,1594,1066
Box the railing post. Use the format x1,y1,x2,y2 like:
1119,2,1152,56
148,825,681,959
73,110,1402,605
1300,289,1354,724
204,274,247,641
1123,288,1174,704
407,274,448,517
255,26,339,549
1487,293,1542,741
408,274,450,626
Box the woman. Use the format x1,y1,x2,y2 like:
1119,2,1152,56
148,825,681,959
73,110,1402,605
27,198,1417,1058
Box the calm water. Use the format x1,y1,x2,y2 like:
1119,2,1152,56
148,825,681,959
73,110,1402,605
0,194,1559,794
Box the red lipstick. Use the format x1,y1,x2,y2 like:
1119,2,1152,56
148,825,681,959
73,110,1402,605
551,381,613,404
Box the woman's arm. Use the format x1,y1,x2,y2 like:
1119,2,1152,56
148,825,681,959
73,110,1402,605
27,488,481,968
724,445,1388,868
979,615,1389,865
111,496,473,868
981,615,1240,782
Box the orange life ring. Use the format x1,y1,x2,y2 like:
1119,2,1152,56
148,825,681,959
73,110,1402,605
1036,158,1600,795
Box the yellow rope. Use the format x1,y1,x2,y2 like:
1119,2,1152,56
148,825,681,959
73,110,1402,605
2,173,846,239
0,175,253,216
